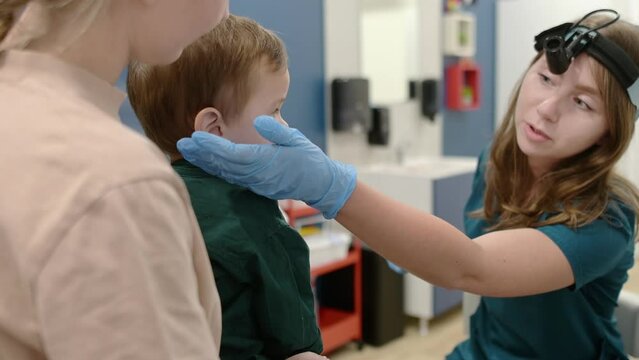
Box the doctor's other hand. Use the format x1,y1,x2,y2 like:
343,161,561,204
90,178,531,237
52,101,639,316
177,115,357,219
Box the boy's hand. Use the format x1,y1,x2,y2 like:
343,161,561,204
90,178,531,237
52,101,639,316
177,115,356,219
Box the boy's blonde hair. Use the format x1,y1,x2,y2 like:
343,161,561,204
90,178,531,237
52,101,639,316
127,14,287,156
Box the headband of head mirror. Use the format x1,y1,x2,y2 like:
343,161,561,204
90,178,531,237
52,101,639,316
533,9,639,120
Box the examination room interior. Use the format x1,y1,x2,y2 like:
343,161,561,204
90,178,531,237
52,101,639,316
115,0,639,359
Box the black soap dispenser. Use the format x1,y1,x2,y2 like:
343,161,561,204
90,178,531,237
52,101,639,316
367,107,390,146
331,78,371,132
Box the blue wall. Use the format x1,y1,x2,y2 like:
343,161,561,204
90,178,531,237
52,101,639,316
231,0,326,150
117,73,143,133
118,1,326,150
442,0,495,157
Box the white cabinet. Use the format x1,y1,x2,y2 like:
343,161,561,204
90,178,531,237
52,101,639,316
358,156,476,334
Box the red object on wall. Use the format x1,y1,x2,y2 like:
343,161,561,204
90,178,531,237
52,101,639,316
446,60,480,110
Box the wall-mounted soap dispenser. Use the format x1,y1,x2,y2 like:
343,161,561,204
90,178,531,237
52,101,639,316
331,78,371,132
420,79,439,121
408,80,419,100
367,107,390,146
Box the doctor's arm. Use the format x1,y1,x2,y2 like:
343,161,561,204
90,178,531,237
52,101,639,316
336,181,575,297
177,116,575,298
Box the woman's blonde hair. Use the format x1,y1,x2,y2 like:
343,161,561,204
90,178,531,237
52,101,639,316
0,0,104,51
0,0,30,41
479,15,639,234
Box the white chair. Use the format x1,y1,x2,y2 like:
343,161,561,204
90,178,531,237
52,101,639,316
617,290,639,357
462,292,481,335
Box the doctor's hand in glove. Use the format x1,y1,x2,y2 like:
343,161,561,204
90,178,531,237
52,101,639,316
177,115,357,219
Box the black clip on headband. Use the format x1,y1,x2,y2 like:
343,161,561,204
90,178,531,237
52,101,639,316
533,9,639,120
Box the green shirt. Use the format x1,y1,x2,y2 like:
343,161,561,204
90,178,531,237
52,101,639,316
447,150,635,360
173,160,323,359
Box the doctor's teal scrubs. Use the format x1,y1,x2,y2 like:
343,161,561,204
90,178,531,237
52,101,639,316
447,149,635,360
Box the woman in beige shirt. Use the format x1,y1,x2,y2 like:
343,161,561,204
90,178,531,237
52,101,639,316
0,1,228,359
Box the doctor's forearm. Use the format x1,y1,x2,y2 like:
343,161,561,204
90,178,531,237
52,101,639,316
336,181,484,290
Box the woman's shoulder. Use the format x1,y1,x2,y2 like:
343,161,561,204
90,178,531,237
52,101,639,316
471,145,491,179
73,121,180,188
1,76,177,188
467,145,491,194
602,197,636,238
540,197,636,252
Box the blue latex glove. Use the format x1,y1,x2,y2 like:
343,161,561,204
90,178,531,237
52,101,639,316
177,116,357,219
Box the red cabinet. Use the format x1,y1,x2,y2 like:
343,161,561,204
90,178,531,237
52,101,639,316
311,240,362,354
446,60,481,110
281,201,363,354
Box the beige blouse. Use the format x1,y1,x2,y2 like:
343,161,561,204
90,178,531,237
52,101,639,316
0,50,221,359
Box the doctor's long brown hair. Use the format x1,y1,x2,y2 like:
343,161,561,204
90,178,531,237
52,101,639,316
479,15,639,233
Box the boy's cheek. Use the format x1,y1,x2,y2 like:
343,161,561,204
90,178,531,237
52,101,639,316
277,117,289,127
252,129,273,145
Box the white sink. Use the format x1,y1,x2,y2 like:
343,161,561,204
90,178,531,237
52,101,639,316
359,156,477,178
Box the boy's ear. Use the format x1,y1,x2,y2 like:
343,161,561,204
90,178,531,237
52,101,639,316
194,107,224,136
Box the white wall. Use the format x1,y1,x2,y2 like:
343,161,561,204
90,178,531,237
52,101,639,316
361,0,414,104
496,0,639,187
617,2,639,185
324,0,442,166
